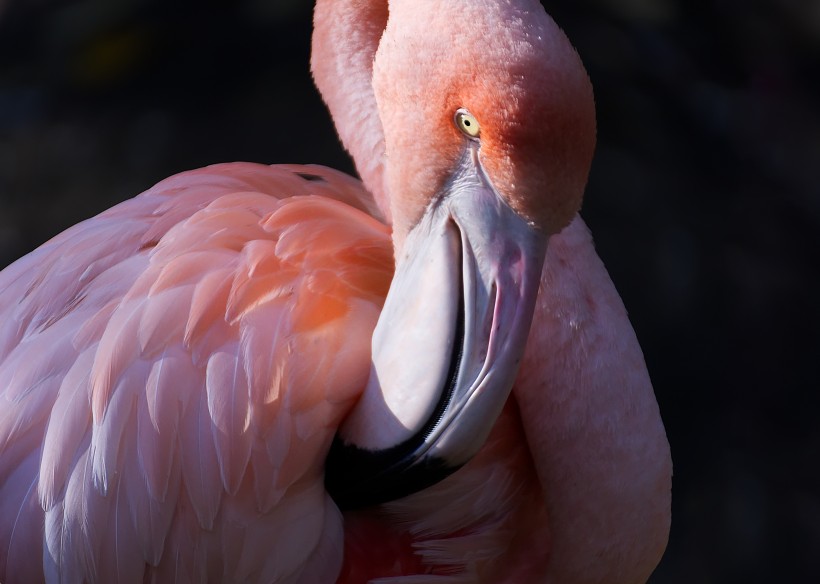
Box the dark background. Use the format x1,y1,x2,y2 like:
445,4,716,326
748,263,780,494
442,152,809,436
1,0,817,582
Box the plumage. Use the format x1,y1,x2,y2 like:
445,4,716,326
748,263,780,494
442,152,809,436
0,1,671,582
1,162,393,582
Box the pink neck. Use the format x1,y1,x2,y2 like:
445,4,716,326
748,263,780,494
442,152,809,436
514,217,672,583
311,0,391,223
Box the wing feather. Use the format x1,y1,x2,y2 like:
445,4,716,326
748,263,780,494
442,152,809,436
144,346,198,438
250,443,285,513
97,475,144,584
129,404,181,566
138,285,195,356
205,346,252,495
137,368,179,503
0,163,393,582
0,448,43,584
184,267,234,347
89,299,146,421
91,361,149,494
179,387,223,530
39,348,95,510
54,447,108,583
239,303,289,415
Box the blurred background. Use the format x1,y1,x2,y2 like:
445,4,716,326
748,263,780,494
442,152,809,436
0,0,817,581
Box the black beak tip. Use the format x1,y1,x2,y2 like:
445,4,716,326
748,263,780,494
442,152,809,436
324,436,462,510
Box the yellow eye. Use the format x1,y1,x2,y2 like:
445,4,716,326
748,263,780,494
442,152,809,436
454,108,481,139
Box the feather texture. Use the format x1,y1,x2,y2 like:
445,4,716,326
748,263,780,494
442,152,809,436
0,163,392,582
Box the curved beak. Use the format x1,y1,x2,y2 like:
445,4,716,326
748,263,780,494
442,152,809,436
325,148,547,509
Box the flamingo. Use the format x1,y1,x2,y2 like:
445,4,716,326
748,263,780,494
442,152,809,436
0,0,672,582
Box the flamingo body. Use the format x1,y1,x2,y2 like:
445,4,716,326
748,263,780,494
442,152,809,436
0,0,672,582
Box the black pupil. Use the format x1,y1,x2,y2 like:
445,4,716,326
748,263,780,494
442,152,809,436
464,119,471,126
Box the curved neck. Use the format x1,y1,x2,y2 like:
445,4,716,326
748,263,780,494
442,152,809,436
312,0,391,223
514,217,672,583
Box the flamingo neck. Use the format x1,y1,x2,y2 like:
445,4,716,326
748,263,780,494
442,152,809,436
312,0,391,224
514,217,672,583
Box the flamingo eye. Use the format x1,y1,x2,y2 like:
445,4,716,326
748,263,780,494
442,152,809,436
454,109,481,139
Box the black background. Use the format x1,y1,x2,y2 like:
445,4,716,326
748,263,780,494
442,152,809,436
1,1,818,582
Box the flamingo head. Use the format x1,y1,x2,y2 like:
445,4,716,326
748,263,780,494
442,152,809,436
376,0,596,243
324,0,597,509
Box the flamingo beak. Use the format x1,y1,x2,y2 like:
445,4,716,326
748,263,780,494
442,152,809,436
325,148,548,510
